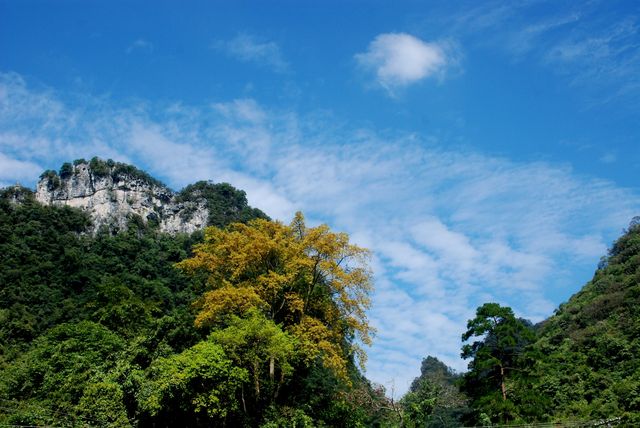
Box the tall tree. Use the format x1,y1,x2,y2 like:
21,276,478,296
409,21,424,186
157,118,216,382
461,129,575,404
461,303,535,423
176,213,373,408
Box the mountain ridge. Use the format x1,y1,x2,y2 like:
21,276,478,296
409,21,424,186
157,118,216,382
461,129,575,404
32,157,267,234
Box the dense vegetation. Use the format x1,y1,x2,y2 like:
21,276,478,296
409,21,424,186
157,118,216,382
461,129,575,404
175,181,268,227
0,186,389,427
525,218,640,424
1,163,639,427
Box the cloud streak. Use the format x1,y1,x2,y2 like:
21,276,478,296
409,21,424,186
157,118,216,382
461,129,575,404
214,34,289,72
126,39,154,54
442,0,640,105
1,72,639,394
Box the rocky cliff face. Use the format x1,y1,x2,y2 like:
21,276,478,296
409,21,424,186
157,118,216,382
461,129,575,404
35,160,209,234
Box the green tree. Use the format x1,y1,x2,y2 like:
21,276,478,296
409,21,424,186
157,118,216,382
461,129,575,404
177,212,373,380
175,181,269,227
0,321,125,425
461,303,535,423
138,341,248,425
77,381,132,427
209,310,297,416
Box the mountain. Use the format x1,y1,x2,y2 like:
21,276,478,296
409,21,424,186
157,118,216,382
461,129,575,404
525,218,640,423
35,157,268,234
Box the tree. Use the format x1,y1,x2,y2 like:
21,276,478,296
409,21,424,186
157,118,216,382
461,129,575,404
138,341,247,425
58,162,73,179
209,310,297,409
461,303,535,423
77,381,131,428
177,213,373,380
0,321,126,425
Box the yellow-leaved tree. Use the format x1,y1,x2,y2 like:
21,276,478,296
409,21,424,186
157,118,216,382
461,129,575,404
177,212,373,382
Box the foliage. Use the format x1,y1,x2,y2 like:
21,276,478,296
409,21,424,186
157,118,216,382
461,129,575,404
89,156,112,177
0,180,382,427
46,157,168,188
111,161,166,188
39,169,61,190
0,321,126,425
8,160,640,427
453,218,640,425
177,213,373,379
209,310,297,407
77,381,132,427
461,303,536,424
59,162,73,178
522,218,640,423
138,341,247,425
176,180,269,227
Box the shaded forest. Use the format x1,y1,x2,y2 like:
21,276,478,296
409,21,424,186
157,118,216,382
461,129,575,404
1,166,639,427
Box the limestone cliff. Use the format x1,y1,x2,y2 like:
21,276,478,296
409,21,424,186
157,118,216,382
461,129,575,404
34,158,266,234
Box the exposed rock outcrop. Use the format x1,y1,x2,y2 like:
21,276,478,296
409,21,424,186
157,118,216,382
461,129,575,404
35,159,209,234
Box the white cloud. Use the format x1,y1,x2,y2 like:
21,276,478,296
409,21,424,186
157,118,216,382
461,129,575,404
355,33,453,92
1,72,639,395
0,151,41,187
215,34,288,72
213,98,267,124
600,152,617,164
412,218,479,269
126,39,154,54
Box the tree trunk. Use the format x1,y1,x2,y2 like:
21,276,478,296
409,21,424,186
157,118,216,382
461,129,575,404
275,370,284,399
269,356,275,382
254,363,261,399
500,364,507,401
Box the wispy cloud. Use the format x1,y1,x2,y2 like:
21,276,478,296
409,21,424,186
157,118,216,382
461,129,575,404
0,152,41,187
441,1,640,105
1,72,638,394
355,33,456,95
126,38,154,54
600,151,618,164
544,17,640,99
214,34,289,72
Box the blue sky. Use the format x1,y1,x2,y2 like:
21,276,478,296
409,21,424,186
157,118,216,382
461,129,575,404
2,0,639,395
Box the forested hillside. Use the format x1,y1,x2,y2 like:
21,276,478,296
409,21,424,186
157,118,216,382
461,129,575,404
0,183,390,427
1,162,638,427
528,218,640,422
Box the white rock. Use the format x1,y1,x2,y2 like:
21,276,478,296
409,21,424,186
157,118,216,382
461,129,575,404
35,162,209,234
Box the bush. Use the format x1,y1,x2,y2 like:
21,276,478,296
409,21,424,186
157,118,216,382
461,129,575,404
59,163,73,179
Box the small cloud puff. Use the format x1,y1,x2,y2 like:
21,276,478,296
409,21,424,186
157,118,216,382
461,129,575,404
600,152,617,164
214,34,288,73
355,33,454,94
126,39,154,54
